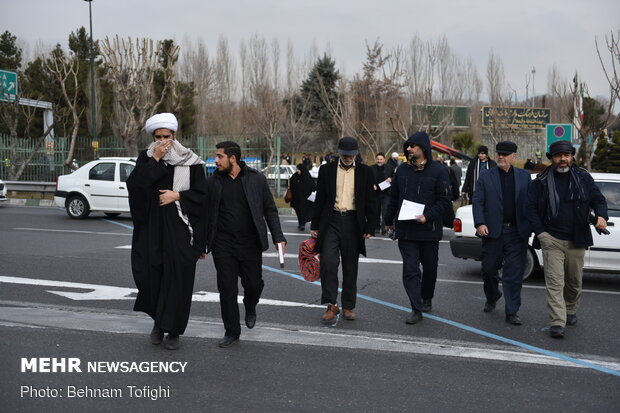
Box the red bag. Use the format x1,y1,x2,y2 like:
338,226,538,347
298,238,320,282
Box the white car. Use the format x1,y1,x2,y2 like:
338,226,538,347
0,179,7,202
449,172,620,279
54,157,136,219
262,165,297,181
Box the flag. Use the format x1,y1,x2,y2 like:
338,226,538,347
573,72,584,142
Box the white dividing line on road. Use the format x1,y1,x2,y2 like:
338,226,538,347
14,227,131,236
0,276,322,308
1,304,619,373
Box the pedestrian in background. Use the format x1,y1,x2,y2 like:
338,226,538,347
289,163,315,231
385,132,451,323
472,141,531,325
371,152,395,234
311,137,376,323
127,113,207,350
387,151,400,170
462,146,497,202
204,141,286,348
527,140,608,339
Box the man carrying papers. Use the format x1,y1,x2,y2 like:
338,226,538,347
385,132,452,323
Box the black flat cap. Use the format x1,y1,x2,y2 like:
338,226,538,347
496,141,518,155
546,140,575,159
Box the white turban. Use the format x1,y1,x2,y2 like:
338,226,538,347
391,152,399,158
145,113,178,135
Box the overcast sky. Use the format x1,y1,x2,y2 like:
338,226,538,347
5,0,620,102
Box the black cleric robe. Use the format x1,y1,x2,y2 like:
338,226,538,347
126,150,207,335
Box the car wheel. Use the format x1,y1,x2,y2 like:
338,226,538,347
498,247,538,281
66,195,90,219
522,247,538,280
104,212,121,218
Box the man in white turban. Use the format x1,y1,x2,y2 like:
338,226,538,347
126,113,207,350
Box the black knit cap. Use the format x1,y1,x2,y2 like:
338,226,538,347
496,141,518,155
477,145,489,155
338,136,359,156
546,140,575,159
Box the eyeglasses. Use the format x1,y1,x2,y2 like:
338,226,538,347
154,134,172,139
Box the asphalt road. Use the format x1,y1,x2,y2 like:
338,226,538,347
1,205,619,412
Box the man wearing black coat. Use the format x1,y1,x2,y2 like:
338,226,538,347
311,137,376,323
472,141,532,325
371,152,396,234
527,140,608,339
204,141,286,347
385,131,452,322
462,145,497,201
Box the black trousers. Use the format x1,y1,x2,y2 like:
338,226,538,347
397,239,439,311
376,192,390,229
320,214,360,310
481,226,526,315
213,253,263,338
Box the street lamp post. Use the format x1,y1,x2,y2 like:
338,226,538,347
84,0,97,140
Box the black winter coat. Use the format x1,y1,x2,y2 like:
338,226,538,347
526,165,608,249
384,135,452,242
310,161,376,256
204,162,286,253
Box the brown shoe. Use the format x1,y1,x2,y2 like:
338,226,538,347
322,304,340,322
343,309,356,320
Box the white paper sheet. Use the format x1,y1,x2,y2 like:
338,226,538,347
307,191,316,202
397,199,425,221
378,180,391,191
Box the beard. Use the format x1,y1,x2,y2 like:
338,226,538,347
216,164,233,175
555,165,570,173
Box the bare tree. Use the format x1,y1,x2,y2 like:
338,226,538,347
45,48,83,170
100,36,179,155
596,30,620,103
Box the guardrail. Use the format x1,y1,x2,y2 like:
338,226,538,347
4,181,56,193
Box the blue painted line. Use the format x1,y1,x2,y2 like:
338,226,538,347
262,264,620,378
100,218,134,230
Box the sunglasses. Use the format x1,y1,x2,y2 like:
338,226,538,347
154,134,172,139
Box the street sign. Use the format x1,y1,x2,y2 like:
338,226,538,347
546,124,572,152
0,69,18,102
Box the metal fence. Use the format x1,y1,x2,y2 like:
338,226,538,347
0,134,271,182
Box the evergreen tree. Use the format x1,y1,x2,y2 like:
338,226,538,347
0,31,22,70
300,54,340,135
606,131,620,173
591,135,609,172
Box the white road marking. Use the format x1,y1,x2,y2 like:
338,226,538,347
14,227,131,236
0,276,322,308
1,304,619,372
262,252,407,264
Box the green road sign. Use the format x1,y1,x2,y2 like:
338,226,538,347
546,124,572,152
0,69,18,102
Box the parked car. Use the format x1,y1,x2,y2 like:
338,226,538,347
54,157,136,219
449,172,620,279
262,165,297,181
0,179,7,202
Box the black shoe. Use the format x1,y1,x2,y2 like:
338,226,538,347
550,325,565,338
218,335,239,348
150,327,164,345
483,291,503,312
566,314,578,326
421,299,432,313
245,311,257,329
298,225,305,231
163,334,180,350
505,313,522,325
405,310,423,324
